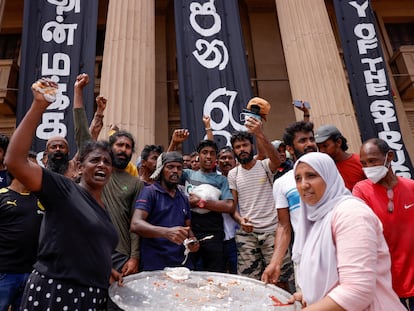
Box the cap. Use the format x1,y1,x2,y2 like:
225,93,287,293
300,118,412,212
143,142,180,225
246,97,271,121
271,140,284,149
150,151,183,180
314,125,342,143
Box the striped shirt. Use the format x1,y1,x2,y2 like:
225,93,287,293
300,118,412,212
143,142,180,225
227,159,277,232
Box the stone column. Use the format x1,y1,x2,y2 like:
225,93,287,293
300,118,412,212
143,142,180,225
100,0,155,159
275,0,362,153
0,0,5,31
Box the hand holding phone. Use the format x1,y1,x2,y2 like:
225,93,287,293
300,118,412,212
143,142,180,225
293,100,310,109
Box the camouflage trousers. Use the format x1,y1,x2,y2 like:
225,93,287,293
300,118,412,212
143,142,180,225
235,229,294,283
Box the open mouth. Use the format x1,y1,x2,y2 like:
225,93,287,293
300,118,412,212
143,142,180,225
95,170,106,179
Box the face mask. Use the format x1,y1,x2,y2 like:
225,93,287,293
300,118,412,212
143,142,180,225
362,156,390,184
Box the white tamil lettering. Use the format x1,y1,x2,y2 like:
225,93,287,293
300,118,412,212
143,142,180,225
42,21,78,45
36,112,67,139
41,53,70,76
47,0,80,15
48,82,70,111
189,0,221,37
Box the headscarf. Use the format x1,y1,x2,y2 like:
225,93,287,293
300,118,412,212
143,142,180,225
292,152,353,304
150,151,183,180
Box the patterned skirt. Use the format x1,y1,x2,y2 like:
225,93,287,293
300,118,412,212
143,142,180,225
20,270,108,311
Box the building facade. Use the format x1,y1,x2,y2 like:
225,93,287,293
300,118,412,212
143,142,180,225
0,0,413,159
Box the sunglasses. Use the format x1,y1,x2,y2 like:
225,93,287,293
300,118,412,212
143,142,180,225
387,189,394,213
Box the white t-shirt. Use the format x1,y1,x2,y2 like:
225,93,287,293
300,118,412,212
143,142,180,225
273,170,300,233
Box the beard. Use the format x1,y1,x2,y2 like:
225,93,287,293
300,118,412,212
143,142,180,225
294,145,318,159
161,173,180,190
47,152,69,175
112,152,132,169
236,150,254,165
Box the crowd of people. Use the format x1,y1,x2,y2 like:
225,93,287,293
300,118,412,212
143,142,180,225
0,76,412,311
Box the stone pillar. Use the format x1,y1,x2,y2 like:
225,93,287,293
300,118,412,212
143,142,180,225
0,0,5,31
275,0,362,153
100,0,155,159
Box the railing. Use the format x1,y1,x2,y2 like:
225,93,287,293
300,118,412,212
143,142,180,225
390,45,414,100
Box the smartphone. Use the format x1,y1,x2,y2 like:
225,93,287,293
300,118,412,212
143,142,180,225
293,100,310,109
240,109,261,122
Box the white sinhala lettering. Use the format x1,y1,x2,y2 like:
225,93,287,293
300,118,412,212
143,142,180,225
189,0,221,37
203,88,245,146
192,39,229,70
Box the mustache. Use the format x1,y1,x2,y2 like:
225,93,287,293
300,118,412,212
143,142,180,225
49,151,67,159
115,151,128,158
304,146,318,153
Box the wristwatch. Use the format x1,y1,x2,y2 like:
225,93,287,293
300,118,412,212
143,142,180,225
197,199,206,209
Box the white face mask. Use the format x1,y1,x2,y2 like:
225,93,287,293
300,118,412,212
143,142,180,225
362,156,390,184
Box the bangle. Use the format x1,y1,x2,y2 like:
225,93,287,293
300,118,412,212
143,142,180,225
205,127,212,131
95,113,104,118
304,114,310,117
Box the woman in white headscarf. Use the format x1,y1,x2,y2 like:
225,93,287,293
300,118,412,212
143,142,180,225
289,152,405,310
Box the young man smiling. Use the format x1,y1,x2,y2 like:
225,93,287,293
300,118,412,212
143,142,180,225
168,131,234,272
262,121,318,291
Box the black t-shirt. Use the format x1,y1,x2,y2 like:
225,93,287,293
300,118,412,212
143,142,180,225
0,188,43,273
34,168,118,289
0,170,10,188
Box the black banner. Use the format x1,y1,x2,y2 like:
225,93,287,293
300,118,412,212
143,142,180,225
333,0,413,178
174,0,253,153
17,0,99,159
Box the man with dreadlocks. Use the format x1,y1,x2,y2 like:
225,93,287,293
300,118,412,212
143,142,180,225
131,152,199,271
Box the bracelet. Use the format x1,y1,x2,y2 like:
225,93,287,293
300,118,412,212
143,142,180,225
205,127,212,131
95,113,104,118
304,114,310,117
197,199,206,208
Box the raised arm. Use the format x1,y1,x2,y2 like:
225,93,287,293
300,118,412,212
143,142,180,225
73,73,92,154
245,116,281,172
203,115,214,141
167,129,190,152
5,79,58,191
293,101,310,122
89,95,107,141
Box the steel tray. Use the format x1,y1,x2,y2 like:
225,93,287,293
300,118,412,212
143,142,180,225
109,270,301,311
